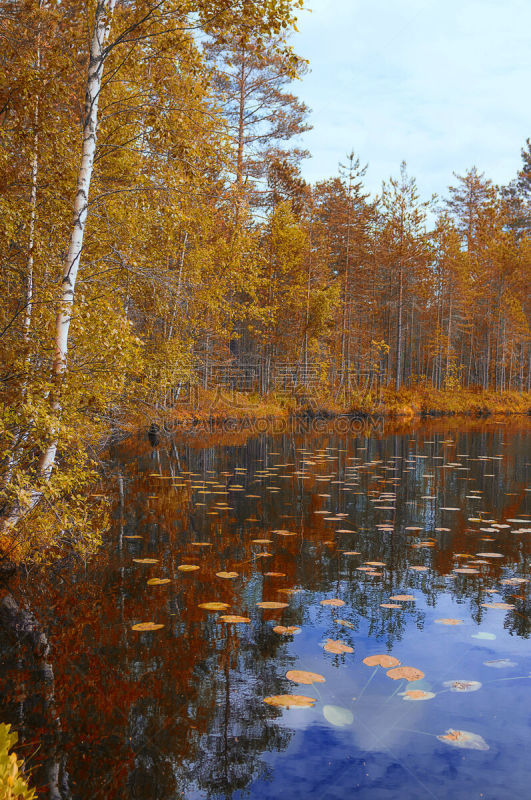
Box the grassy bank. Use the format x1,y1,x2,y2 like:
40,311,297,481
121,386,531,433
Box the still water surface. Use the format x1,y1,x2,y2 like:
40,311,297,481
1,420,530,799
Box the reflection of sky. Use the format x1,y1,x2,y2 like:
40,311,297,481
292,0,530,202
227,588,531,800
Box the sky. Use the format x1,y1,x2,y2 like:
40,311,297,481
292,0,530,202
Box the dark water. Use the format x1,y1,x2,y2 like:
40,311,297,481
1,419,530,800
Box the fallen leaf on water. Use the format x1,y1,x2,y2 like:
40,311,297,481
133,558,159,565
323,639,353,654
435,618,464,625
320,598,345,607
363,654,400,668
386,666,424,681
198,602,230,611
273,625,301,635
216,571,239,579
389,595,415,601
177,564,199,572
264,572,286,577
380,603,402,609
481,602,514,610
131,622,164,632
437,729,489,750
256,601,288,609
286,670,325,685
336,619,355,629
219,615,250,624
146,578,171,586
263,695,316,709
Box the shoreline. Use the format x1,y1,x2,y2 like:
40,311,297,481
120,387,531,438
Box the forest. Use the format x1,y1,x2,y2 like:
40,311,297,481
0,0,530,564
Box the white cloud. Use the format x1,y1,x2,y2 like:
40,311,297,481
293,0,530,200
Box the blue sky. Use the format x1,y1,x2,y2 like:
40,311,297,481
292,0,530,202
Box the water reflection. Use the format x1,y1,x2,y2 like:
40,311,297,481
1,420,530,799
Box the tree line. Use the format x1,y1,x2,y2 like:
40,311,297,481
0,0,529,556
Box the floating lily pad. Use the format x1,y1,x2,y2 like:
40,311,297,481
363,654,400,668
400,689,435,701
437,729,489,750
131,622,164,632
386,666,424,681
273,625,301,635
263,695,316,709
323,639,353,654
443,680,482,692
323,705,354,727
286,670,325,685
198,602,230,611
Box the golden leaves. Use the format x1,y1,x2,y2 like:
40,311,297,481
401,689,435,701
273,625,301,635
133,558,158,564
198,602,230,611
435,618,464,625
362,654,400,668
323,639,353,654
386,666,424,681
256,601,288,609
216,571,238,579
286,670,325,685
263,695,316,708
320,598,345,607
131,622,164,632
177,564,199,572
219,615,250,623
146,578,171,585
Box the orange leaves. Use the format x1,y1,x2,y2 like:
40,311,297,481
131,622,164,632
273,625,301,635
323,639,353,655
286,670,325,685
264,695,316,709
386,666,424,681
362,654,400,668
198,602,230,611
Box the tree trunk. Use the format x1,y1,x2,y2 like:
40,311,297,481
0,0,116,534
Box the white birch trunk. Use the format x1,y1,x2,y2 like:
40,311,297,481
1,0,116,534
39,0,116,480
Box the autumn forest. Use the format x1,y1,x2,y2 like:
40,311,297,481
1,0,530,556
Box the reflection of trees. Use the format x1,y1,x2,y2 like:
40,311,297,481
0,419,528,797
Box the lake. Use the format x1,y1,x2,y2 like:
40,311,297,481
1,418,530,799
